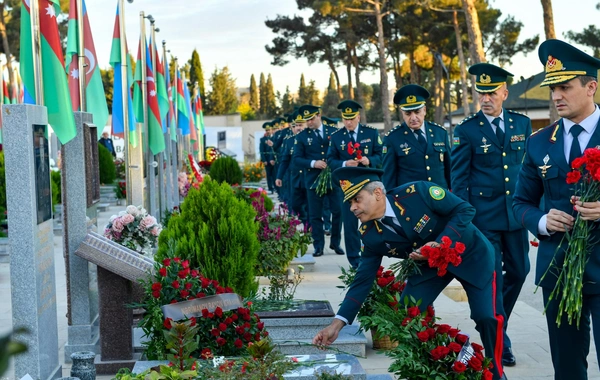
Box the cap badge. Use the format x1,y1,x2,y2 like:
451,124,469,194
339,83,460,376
480,73,491,84
303,110,310,115
406,95,417,103
546,55,564,73
339,180,352,192
345,107,353,113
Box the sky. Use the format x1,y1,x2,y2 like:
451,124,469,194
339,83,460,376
83,0,600,97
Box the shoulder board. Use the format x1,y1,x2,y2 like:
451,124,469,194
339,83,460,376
530,119,559,138
359,222,374,236
458,113,477,126
507,109,530,119
331,128,344,136
283,134,290,140
429,121,445,130
362,124,377,130
385,124,402,137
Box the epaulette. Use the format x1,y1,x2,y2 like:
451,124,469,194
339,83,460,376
458,113,477,125
331,128,345,135
359,222,373,236
362,124,377,130
385,124,402,137
530,119,559,139
507,109,529,118
428,121,445,130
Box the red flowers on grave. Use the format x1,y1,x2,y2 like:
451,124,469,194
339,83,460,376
547,147,600,327
347,142,363,160
420,236,465,276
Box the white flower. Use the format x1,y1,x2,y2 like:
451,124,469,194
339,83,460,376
126,205,139,216
109,215,118,222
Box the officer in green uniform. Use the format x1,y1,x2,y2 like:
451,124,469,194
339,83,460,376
293,105,343,257
259,122,276,193
382,84,451,190
327,100,383,268
513,39,600,379
451,63,532,367
313,167,506,380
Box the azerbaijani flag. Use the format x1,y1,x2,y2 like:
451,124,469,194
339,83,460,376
2,81,10,104
174,68,189,135
144,46,165,155
20,0,76,144
164,55,176,141
132,39,144,124
109,2,136,147
66,0,108,138
183,76,196,142
192,92,205,152
150,35,168,131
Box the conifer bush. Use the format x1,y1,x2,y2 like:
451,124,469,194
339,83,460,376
209,156,243,185
156,178,259,296
98,144,116,184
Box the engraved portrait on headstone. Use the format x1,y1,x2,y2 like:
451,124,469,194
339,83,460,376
33,124,52,224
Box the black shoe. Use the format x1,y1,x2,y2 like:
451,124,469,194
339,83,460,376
324,229,331,236
313,250,324,257
502,347,516,367
329,245,345,255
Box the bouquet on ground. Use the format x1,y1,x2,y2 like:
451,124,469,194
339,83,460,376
543,147,600,327
370,299,494,380
104,205,162,255
178,172,191,198
420,236,465,276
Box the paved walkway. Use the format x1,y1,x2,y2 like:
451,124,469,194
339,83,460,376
0,202,599,379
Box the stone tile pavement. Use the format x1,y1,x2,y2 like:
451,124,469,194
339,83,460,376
1,202,599,379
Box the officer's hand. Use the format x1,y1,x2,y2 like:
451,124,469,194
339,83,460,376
346,160,359,167
359,156,370,166
266,140,274,146
314,160,328,169
409,241,438,261
572,196,600,221
275,179,282,187
270,160,276,166
312,320,344,347
546,208,575,232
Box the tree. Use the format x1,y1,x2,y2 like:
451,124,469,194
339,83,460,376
205,66,238,115
100,68,113,112
188,49,205,97
280,86,294,114
264,74,278,118
484,15,539,67
259,72,267,116
540,0,558,122
462,0,486,112
297,74,309,105
321,72,341,117
565,26,600,58
249,74,259,112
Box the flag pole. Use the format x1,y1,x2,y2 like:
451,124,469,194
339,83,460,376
30,0,44,105
118,0,133,205
162,40,173,210
76,0,86,111
140,11,156,216
150,19,163,220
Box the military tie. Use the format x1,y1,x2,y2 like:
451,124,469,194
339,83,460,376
381,216,403,235
349,130,356,144
492,117,504,145
315,128,323,143
569,124,584,166
415,129,427,151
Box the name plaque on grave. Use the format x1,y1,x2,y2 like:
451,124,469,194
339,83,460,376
33,124,52,224
161,294,243,320
83,123,101,207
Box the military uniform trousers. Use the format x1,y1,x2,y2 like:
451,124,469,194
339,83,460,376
265,163,276,192
341,200,361,268
307,187,342,252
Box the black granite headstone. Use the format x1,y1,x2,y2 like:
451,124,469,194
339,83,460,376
83,124,100,207
33,124,52,224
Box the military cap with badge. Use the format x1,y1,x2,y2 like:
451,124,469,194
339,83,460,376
393,84,430,110
468,63,513,93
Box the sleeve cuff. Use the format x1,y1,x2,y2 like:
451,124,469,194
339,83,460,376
342,161,347,168
311,160,316,168
538,214,551,236
334,315,349,325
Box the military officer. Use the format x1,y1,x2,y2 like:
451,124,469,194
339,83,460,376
327,100,384,268
382,84,451,190
513,39,600,379
322,116,339,128
451,63,532,367
276,111,308,224
293,104,343,257
313,167,505,380
259,122,276,193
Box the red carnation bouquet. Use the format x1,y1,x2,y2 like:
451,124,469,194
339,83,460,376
420,236,465,276
543,147,600,327
347,142,363,160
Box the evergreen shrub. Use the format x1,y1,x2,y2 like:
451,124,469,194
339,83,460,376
98,144,116,184
51,171,61,206
156,178,259,296
209,156,243,185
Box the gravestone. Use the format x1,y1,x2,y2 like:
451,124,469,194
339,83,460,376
4,104,61,380
62,112,101,362
75,231,153,373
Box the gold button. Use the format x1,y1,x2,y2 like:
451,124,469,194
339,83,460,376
428,177,432,181
299,170,303,173
429,229,432,232
413,242,417,247
518,147,521,150
506,190,510,195
322,152,325,154
406,217,410,221
502,152,506,157
425,155,429,159
480,192,483,195
505,177,509,182
426,166,430,170
504,165,508,169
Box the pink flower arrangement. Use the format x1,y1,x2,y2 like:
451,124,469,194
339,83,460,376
104,205,163,256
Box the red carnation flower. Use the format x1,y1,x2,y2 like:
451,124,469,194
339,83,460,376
401,317,412,326
189,317,196,327
427,305,435,317
436,324,451,334
471,342,484,353
468,357,483,371
448,342,462,353
159,268,167,277
211,328,220,337
185,282,193,290
215,307,224,318
219,323,227,332
243,332,252,341
453,361,467,373
530,239,539,247
231,314,238,321
152,290,160,298
257,322,264,331
407,306,420,318
202,309,210,318
455,333,469,345
173,258,181,264
234,338,243,348
151,283,162,291
162,258,171,267
483,369,493,380
566,170,582,184
201,278,211,288
200,348,213,359
197,292,206,299
417,331,430,342
216,337,226,346
235,326,245,334
572,156,586,169
448,328,460,338
180,290,189,298
182,260,190,269
163,318,173,329
177,270,187,279
171,280,180,289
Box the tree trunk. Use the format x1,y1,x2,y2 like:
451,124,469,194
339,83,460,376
462,0,485,113
346,43,354,100
0,1,14,94
326,57,344,99
351,46,366,123
540,0,559,123
392,54,402,91
409,48,419,84
453,10,471,117
433,60,444,125
374,2,392,132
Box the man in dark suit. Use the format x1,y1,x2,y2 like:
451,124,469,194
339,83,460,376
513,39,600,379
313,167,505,380
451,63,532,367
259,122,276,193
327,100,383,268
293,105,343,257
99,131,116,158
276,111,308,224
382,84,451,190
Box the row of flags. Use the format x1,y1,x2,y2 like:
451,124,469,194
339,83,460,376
11,0,205,156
